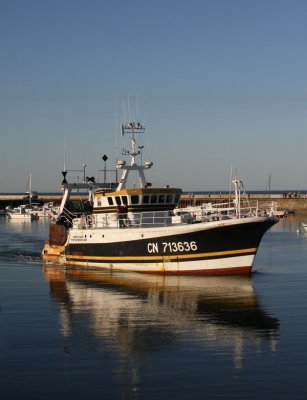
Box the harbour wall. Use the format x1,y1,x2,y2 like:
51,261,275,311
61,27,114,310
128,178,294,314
1,193,307,213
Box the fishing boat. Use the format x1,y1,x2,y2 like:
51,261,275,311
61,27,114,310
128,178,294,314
42,121,278,275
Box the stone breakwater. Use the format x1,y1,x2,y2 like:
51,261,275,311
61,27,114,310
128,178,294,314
1,193,307,213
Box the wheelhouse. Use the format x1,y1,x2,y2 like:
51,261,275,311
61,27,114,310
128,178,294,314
93,188,182,213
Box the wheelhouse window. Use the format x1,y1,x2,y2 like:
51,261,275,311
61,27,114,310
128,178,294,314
166,194,173,203
174,195,180,204
131,195,139,204
97,198,102,206
143,195,149,204
107,197,113,206
151,195,157,204
158,194,165,203
122,196,128,205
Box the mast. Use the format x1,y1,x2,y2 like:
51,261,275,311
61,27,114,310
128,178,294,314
25,172,32,205
232,179,241,218
29,172,32,205
116,122,153,191
266,173,272,193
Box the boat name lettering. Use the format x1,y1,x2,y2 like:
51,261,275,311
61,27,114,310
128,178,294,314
72,235,87,242
147,241,197,253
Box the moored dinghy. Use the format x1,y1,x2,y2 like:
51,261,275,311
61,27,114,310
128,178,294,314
42,120,278,275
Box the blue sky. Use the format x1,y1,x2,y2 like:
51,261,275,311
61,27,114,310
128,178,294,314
1,0,307,193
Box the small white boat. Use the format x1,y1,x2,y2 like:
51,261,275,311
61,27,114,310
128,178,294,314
7,205,34,220
271,209,288,219
267,202,288,218
29,202,60,218
6,173,42,220
6,202,59,220
301,223,307,232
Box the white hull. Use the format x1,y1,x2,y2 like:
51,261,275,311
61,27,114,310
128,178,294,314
7,212,33,220
58,254,255,274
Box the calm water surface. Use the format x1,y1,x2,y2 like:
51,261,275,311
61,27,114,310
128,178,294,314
0,216,307,400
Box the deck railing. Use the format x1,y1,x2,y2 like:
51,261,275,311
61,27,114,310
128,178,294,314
68,202,275,230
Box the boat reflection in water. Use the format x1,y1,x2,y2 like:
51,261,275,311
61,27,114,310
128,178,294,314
42,266,279,371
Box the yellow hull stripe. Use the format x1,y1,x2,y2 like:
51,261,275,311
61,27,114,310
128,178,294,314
67,247,257,262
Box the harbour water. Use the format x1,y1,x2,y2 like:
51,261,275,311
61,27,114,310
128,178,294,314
1,216,307,399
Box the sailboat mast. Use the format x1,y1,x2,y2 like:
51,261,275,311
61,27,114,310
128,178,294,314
265,173,272,193
29,172,32,205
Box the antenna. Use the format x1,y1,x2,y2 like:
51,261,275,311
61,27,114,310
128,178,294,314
266,173,272,192
228,165,233,204
63,107,69,172
64,134,67,172
127,94,131,123
115,99,118,183
136,93,139,121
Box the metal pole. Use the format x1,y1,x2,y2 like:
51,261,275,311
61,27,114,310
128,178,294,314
83,164,86,182
102,155,108,184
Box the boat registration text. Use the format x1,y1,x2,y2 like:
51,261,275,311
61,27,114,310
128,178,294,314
147,241,198,253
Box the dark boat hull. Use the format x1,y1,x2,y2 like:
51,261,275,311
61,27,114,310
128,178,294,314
42,216,277,275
